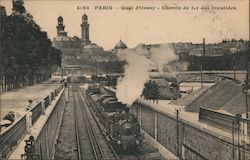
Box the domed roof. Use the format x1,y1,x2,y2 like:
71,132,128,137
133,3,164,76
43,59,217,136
114,40,127,50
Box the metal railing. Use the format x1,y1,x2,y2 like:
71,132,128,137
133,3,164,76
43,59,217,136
31,83,64,125
31,102,43,125
0,83,64,159
199,108,236,132
199,108,250,133
0,115,26,159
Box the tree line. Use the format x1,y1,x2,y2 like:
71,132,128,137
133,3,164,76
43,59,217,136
0,8,61,92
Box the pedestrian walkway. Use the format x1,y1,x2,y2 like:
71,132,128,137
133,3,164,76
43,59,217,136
0,76,63,120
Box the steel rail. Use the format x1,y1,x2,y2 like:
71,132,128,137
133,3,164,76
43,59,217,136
73,91,82,160
79,89,120,160
77,90,105,160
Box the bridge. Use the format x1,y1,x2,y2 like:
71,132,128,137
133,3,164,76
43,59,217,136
61,70,247,84
177,70,247,83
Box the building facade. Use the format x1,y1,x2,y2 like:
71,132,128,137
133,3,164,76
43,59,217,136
53,14,105,75
53,14,125,75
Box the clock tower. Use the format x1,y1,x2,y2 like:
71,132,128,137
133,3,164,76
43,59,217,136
12,0,25,14
81,14,90,45
56,16,67,37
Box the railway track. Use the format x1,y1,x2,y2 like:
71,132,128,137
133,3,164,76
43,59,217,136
72,84,119,160
80,89,120,159
79,87,143,160
77,92,105,160
73,90,82,160
54,85,79,160
56,84,153,160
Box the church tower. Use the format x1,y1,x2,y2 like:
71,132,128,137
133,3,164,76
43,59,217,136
56,16,67,36
12,0,25,14
81,14,90,45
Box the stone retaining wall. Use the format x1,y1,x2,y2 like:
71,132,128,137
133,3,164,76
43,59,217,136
131,100,250,160
33,89,66,159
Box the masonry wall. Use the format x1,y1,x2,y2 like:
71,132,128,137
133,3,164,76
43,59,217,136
141,107,155,138
33,89,66,159
131,100,250,160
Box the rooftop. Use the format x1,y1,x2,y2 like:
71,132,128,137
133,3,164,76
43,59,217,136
114,40,127,50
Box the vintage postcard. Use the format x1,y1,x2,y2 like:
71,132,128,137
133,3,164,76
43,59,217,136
0,0,249,159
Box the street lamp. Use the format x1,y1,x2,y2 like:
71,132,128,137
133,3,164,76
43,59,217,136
232,114,243,160
175,108,180,157
236,114,242,160
200,38,205,87
233,53,236,82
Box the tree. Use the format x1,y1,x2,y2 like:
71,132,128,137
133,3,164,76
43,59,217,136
0,5,61,91
142,80,160,103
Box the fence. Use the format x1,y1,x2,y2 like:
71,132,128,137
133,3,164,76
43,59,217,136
0,83,64,159
199,108,250,136
0,115,26,159
199,108,237,132
133,100,250,160
102,86,250,159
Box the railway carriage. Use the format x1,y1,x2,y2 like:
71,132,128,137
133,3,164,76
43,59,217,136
86,90,143,151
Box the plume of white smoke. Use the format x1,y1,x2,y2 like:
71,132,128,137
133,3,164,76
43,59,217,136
116,43,188,105
150,44,178,72
116,47,151,105
166,61,189,73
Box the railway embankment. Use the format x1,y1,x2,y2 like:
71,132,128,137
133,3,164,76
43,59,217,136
8,85,66,160
131,98,250,160
54,85,77,159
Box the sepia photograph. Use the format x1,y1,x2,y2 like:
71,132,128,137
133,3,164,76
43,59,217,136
0,0,249,159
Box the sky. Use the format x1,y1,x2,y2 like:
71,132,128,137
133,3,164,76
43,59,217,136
1,0,249,50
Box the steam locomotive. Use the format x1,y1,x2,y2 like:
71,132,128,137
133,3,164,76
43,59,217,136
86,87,143,151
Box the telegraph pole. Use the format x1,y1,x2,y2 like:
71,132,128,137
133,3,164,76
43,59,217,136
233,54,236,82
176,109,180,157
106,61,109,76
95,65,97,76
107,60,110,87
246,53,249,119
200,38,205,87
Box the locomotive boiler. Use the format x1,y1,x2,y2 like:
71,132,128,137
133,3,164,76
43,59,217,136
86,90,143,151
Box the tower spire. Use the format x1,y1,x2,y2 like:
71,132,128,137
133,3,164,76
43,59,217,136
12,0,25,14
245,54,250,119
56,16,67,36
81,14,90,45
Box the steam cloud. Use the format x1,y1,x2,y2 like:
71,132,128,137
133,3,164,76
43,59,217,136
150,44,178,72
116,43,187,105
116,47,150,105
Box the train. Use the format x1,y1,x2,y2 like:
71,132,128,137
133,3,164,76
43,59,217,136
86,86,143,151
